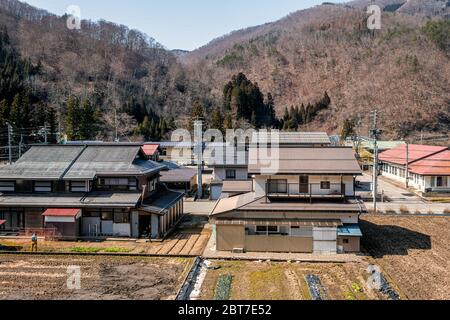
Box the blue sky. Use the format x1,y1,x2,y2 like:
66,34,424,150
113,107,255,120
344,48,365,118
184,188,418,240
23,0,345,50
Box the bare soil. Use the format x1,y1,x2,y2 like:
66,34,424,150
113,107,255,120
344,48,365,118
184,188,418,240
199,260,384,300
0,254,192,300
361,215,450,300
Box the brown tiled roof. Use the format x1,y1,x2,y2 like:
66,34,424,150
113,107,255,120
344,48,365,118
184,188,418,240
213,219,342,227
160,167,197,183
210,192,364,216
248,147,362,175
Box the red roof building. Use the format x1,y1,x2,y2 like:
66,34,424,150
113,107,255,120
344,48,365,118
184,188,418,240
409,150,450,176
42,208,81,217
142,144,160,157
379,144,450,194
379,144,447,166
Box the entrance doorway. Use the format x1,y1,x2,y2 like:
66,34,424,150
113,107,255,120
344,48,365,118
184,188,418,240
139,215,152,238
299,176,309,194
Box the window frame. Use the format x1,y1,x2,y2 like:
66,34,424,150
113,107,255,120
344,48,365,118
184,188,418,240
0,181,15,192
256,225,279,234
33,181,52,193
320,181,331,190
225,169,237,180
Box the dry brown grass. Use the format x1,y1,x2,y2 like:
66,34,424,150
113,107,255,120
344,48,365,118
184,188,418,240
361,215,450,300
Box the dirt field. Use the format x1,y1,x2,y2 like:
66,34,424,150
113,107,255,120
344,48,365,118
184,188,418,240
0,254,192,300
361,215,450,300
199,260,385,300
0,218,211,256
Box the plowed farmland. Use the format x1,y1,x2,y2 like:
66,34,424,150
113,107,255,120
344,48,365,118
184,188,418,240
361,215,450,300
0,255,192,300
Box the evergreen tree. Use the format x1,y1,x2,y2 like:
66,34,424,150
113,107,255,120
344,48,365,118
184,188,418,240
79,99,96,140
0,99,9,126
46,107,58,144
65,96,79,140
224,113,233,131
189,101,205,132
211,107,224,133
10,94,22,127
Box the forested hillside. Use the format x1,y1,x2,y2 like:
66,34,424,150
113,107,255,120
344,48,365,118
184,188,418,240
183,2,450,139
0,0,449,143
0,0,211,142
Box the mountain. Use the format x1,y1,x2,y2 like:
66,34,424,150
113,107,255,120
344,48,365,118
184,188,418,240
1,0,449,141
346,0,450,17
0,0,212,141
183,1,450,139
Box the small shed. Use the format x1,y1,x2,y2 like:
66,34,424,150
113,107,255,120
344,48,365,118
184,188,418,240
43,208,81,241
160,162,197,193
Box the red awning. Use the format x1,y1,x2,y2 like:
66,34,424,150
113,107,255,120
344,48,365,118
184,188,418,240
0,220,6,226
42,208,81,217
142,144,160,156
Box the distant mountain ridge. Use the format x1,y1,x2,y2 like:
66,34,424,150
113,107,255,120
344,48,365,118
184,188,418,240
182,1,450,139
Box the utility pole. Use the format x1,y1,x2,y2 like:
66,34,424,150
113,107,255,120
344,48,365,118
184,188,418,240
114,108,119,142
371,110,381,214
44,123,48,144
6,122,13,165
194,120,203,200
405,142,409,188
19,134,23,158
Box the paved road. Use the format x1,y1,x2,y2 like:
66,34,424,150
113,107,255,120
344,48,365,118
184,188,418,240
358,174,450,214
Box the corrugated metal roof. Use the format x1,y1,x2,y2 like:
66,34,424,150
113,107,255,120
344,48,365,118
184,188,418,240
248,147,362,175
0,192,142,208
42,208,81,217
252,132,331,145
160,168,197,183
379,144,447,166
0,144,165,180
141,190,184,215
214,219,342,227
337,224,363,237
0,146,85,180
64,146,164,179
409,150,450,175
210,192,364,216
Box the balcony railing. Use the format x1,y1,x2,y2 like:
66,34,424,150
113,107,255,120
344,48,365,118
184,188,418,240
266,182,346,199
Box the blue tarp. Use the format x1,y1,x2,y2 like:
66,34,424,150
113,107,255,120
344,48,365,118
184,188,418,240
337,224,363,237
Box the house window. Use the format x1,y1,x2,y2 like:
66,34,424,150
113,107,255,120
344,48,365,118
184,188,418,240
267,179,288,194
320,181,331,190
256,226,279,234
34,181,52,193
148,178,157,192
343,239,349,244
101,210,113,221
114,211,130,224
436,177,448,188
98,178,137,191
70,181,86,193
84,210,100,218
0,181,15,192
226,169,236,180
